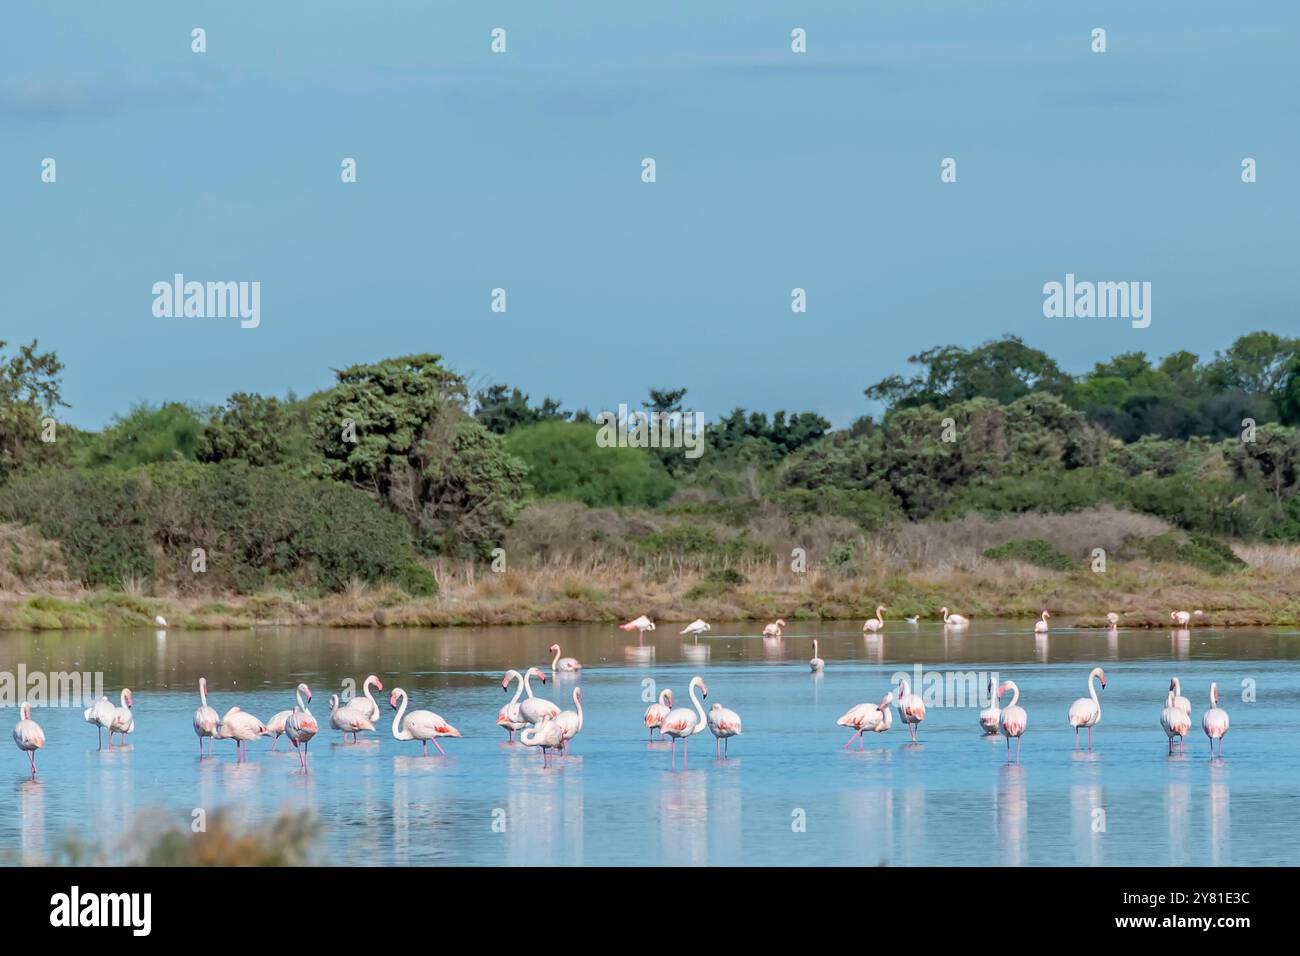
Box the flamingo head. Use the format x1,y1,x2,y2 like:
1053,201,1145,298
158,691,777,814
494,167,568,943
1170,611,1179,622
880,692,894,707
374,678,384,692
710,702,721,712
500,673,512,692
1043,611,1051,620
574,688,582,704
665,690,674,707
1097,669,1108,690
939,607,948,617
997,682,1011,697
699,682,709,699
389,690,400,709
125,690,134,708
549,643,560,654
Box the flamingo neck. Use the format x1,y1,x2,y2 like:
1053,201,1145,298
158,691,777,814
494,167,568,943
1172,677,1182,699
508,671,525,706
361,677,377,711
523,670,536,698
199,680,208,708
119,689,130,708
391,690,410,740
658,688,671,707
1089,672,1100,704
296,685,308,711
898,679,911,698
812,639,818,656
1007,683,1019,707
876,607,884,623
551,647,561,670
689,681,706,728
573,690,584,729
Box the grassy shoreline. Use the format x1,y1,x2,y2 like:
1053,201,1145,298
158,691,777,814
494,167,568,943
4,557,1299,631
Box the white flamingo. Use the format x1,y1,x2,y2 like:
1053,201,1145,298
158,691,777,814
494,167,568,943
520,718,565,767
1168,677,1192,715
896,678,926,742
496,669,528,742
193,678,218,753
707,702,742,758
620,615,656,639
863,605,886,632
329,694,375,742
1170,610,1192,626
762,619,786,638
268,683,312,751
351,675,384,722
13,703,44,777
549,643,582,673
518,666,561,725
154,615,167,628
554,688,584,754
644,688,674,738
979,675,1002,735
83,695,116,749
837,691,893,748
1067,667,1107,750
659,675,708,769
110,688,135,745
940,607,970,628
1160,690,1192,754
809,639,824,673
286,700,318,770
998,680,1028,762
679,619,711,639
389,687,461,756
1033,611,1051,633
1202,682,1230,757
1106,612,1119,629
214,706,269,762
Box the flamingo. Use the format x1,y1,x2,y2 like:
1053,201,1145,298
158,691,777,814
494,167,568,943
549,644,582,674
904,615,920,625
762,619,786,638
1202,682,1230,756
1170,610,1191,627
1033,611,1051,633
998,681,1028,762
659,675,708,769
644,688,674,738
707,702,742,758
896,678,926,742
214,706,269,762
1067,667,1107,750
13,703,44,777
978,675,1002,735
109,688,135,745
620,615,656,639
863,605,886,632
329,694,375,742
350,675,384,722
1106,612,1119,629
154,615,167,628
520,717,565,767
83,695,116,749
268,683,312,751
496,669,527,742
809,639,824,673
1160,690,1192,754
1168,677,1191,715
680,619,711,639
940,607,970,628
193,678,218,753
836,691,893,748
286,699,318,770
554,688,584,754
389,688,461,756
518,666,561,725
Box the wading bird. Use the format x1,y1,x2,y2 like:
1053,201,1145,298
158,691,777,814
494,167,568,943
83,695,116,749
1168,677,1191,715
644,688,674,738
863,605,886,632
1067,667,1107,750
939,607,970,628
390,688,460,756
998,681,1027,762
268,683,312,751
896,679,926,742
620,615,656,639
762,619,786,638
12,703,44,777
979,676,1001,735
554,688,584,754
497,669,527,742
837,691,893,748
110,688,135,745
329,694,375,742
519,666,561,725
1034,611,1051,634
351,675,384,723
214,707,269,762
679,619,711,639
1106,612,1119,629
286,699,318,770
193,678,218,753
1160,690,1191,754
707,702,742,757
1202,682,1230,757
810,639,824,673
549,643,582,674
659,676,708,769
520,718,565,766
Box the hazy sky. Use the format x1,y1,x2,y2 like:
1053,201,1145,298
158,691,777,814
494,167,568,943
3,2,1298,429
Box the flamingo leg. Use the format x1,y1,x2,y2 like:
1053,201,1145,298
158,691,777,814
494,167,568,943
98,726,103,749
29,751,37,775
716,736,721,758
1088,726,1093,751
683,737,689,768
843,730,862,749
725,737,730,757
434,738,445,756
1074,727,1079,750
670,736,676,769
423,740,428,756
1016,737,1022,762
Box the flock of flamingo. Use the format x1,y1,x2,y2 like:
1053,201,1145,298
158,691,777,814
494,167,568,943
10,610,1233,777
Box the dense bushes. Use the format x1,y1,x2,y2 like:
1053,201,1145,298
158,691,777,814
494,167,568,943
505,421,676,508
983,538,1075,571
0,462,433,594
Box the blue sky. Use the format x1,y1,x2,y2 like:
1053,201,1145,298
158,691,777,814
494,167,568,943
3,1,1298,429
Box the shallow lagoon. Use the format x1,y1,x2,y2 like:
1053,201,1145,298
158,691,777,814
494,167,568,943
1,620,1296,866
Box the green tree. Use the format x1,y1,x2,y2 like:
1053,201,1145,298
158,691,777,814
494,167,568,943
197,392,292,466
81,403,206,469
472,384,568,435
505,421,676,507
0,339,67,483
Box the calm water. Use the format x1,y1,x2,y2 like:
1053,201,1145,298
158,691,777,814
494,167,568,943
2,620,1298,866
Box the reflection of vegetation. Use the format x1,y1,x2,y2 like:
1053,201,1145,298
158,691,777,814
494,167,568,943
51,810,319,866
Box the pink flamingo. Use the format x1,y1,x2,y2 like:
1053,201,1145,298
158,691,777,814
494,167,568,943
518,666,561,725
1202,682,1230,757
390,688,461,755
1160,690,1191,754
286,699,318,770
520,718,565,767
83,695,115,749
109,688,135,746
762,619,786,638
896,678,926,742
939,607,970,628
707,702,742,758
554,688,584,754
644,688,674,738
351,675,384,722
1033,611,1051,633
809,639,824,672
863,605,886,632
192,678,218,754
1067,667,1106,750
549,644,582,674
214,706,270,762
1170,610,1192,626
268,683,312,751
1106,612,1119,629
680,619,711,639
329,694,375,742
12,703,44,777
659,676,708,769
998,681,1027,762
1168,677,1191,714
978,675,1001,735
837,691,893,748
496,669,527,742
620,615,656,640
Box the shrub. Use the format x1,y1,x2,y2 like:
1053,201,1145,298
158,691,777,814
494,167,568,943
505,421,676,508
1139,532,1246,575
982,538,1074,571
